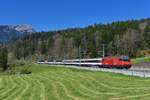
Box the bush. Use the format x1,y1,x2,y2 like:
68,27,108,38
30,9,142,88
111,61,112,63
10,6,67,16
6,60,32,75
136,50,150,57
20,68,31,74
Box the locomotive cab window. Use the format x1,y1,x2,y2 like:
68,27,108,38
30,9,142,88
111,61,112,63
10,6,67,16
123,59,130,61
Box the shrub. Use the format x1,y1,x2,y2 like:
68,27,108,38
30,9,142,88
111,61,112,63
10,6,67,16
20,68,31,74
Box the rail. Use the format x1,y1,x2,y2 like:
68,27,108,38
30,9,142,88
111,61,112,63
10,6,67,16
37,61,150,78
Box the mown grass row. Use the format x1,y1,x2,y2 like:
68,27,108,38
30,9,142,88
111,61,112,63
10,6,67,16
0,64,150,100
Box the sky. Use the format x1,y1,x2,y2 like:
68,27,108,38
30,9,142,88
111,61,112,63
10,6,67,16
0,0,150,31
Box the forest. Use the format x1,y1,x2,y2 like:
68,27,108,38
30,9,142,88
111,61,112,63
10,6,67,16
8,18,150,61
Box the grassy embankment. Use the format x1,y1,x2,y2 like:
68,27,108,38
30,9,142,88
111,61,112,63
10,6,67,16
0,64,150,100
132,56,150,64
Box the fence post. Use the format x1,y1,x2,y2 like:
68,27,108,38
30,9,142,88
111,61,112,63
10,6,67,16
143,71,146,78
131,70,134,76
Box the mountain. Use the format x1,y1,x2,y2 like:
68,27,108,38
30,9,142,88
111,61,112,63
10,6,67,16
0,25,35,42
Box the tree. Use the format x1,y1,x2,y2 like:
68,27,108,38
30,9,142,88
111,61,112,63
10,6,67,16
0,47,8,71
9,18,150,59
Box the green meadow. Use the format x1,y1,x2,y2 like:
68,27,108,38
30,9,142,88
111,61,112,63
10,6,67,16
0,64,150,100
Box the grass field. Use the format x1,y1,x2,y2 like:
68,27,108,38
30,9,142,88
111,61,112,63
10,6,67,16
0,64,150,100
132,56,150,64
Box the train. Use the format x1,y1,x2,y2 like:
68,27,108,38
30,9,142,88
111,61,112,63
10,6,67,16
37,56,132,69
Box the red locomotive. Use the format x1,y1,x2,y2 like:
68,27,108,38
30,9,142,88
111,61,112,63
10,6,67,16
102,56,132,69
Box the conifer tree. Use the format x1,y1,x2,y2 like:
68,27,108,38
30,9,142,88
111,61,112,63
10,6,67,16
0,47,8,71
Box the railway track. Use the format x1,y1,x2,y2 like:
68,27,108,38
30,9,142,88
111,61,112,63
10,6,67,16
47,64,150,78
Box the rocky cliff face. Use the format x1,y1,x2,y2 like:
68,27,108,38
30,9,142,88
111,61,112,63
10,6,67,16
0,25,35,42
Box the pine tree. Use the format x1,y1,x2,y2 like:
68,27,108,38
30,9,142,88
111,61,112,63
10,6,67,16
0,47,8,71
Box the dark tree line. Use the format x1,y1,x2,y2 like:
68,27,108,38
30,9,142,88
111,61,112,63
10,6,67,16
9,18,150,60
0,45,8,71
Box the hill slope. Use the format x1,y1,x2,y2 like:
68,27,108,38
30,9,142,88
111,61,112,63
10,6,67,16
10,18,150,59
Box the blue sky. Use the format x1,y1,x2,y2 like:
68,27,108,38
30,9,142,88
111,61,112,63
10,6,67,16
0,0,150,31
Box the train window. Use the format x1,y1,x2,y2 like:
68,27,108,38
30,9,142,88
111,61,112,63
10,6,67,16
119,58,130,61
123,59,130,61
86,60,101,63
74,60,100,63
120,56,130,60
119,59,123,61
